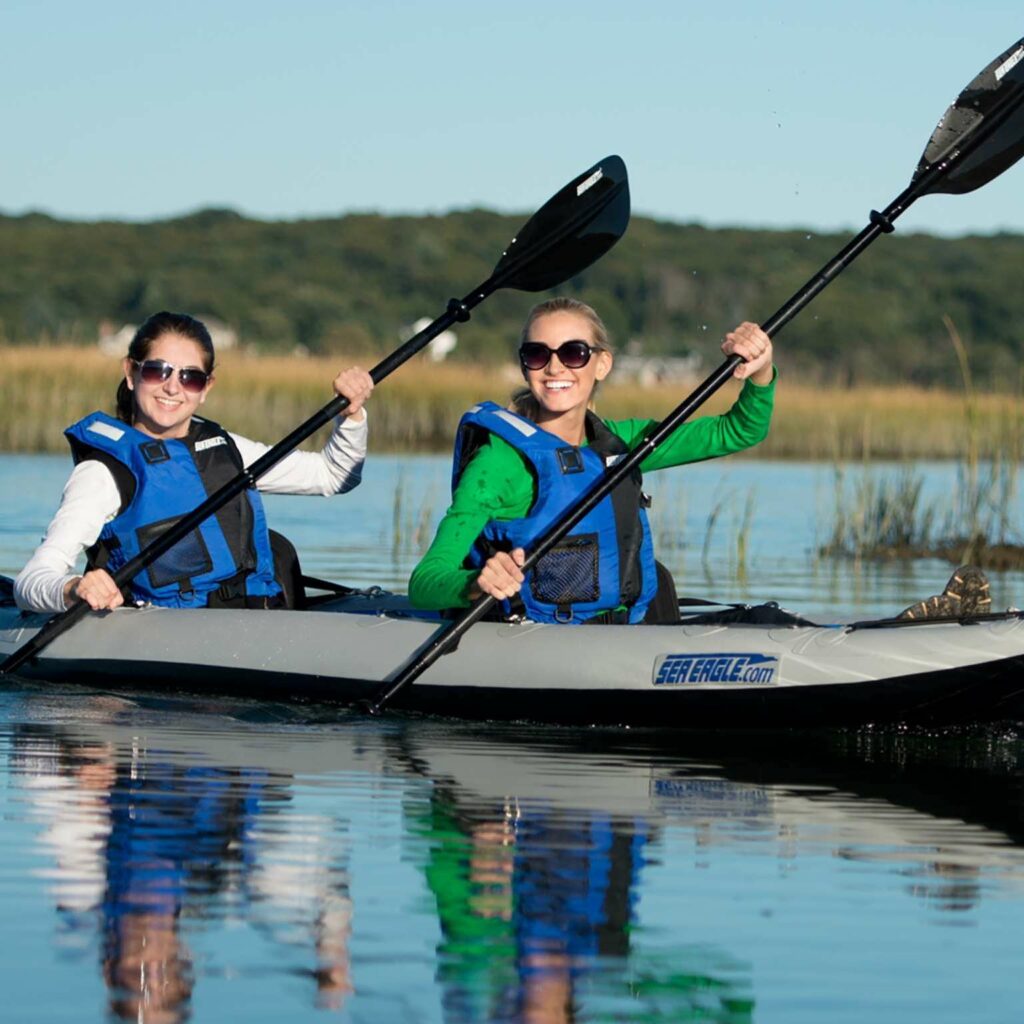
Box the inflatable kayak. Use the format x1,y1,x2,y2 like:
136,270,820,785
3,575,1024,727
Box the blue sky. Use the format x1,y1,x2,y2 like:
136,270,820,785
3,1,1022,235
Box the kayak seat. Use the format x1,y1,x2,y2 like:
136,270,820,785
0,574,15,607
270,530,306,610
642,561,681,624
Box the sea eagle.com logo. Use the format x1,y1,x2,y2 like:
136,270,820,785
653,653,779,686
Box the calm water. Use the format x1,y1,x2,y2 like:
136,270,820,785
3,453,1024,1023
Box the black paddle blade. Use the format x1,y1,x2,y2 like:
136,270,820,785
491,155,630,292
914,37,1024,195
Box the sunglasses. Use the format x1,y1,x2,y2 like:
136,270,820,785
133,359,211,394
519,340,598,371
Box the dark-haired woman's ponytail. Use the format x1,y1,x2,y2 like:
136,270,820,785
115,379,134,424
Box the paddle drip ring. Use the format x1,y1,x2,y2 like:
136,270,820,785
447,298,472,322
869,209,896,233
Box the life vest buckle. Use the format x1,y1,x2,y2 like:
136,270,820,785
556,447,585,474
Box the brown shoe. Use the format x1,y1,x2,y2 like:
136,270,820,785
897,566,991,620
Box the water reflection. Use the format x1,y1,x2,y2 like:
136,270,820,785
247,794,354,1009
5,691,1024,1023
408,783,674,1023
11,715,353,1022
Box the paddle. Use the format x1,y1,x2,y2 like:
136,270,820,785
0,156,631,679
366,35,1024,715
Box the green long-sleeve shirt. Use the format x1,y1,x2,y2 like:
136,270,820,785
409,374,776,610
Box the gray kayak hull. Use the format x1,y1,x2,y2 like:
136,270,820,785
3,593,1024,727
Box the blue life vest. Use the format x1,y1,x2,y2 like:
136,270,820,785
451,402,658,624
65,411,281,609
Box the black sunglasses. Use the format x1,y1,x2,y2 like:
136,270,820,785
133,358,211,394
519,340,598,371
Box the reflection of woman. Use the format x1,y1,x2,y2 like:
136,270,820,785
11,726,202,1024
410,297,774,624
410,787,519,1021
15,310,373,613
13,719,359,1020
512,812,648,1024
100,757,271,1024
409,780,649,1024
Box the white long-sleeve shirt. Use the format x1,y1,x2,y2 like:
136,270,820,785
14,414,368,614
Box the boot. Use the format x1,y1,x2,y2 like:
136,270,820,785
897,565,991,620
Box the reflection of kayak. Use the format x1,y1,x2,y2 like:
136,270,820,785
19,701,1024,880
412,728,1024,883
3,578,1024,727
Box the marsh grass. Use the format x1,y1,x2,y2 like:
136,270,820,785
697,487,756,584
390,469,441,554
645,476,756,584
820,466,937,559
820,317,1024,568
2,344,1023,461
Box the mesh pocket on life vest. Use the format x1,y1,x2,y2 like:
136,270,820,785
533,533,599,605
137,516,214,591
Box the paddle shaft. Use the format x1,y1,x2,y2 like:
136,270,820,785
367,105,1014,713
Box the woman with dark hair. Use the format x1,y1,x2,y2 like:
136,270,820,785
409,297,775,624
15,311,373,613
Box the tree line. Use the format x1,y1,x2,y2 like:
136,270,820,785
2,207,1021,386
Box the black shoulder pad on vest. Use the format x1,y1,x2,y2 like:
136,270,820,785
454,421,490,483
67,434,137,514
188,416,244,471
584,411,629,459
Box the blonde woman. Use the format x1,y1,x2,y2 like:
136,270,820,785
409,297,774,624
